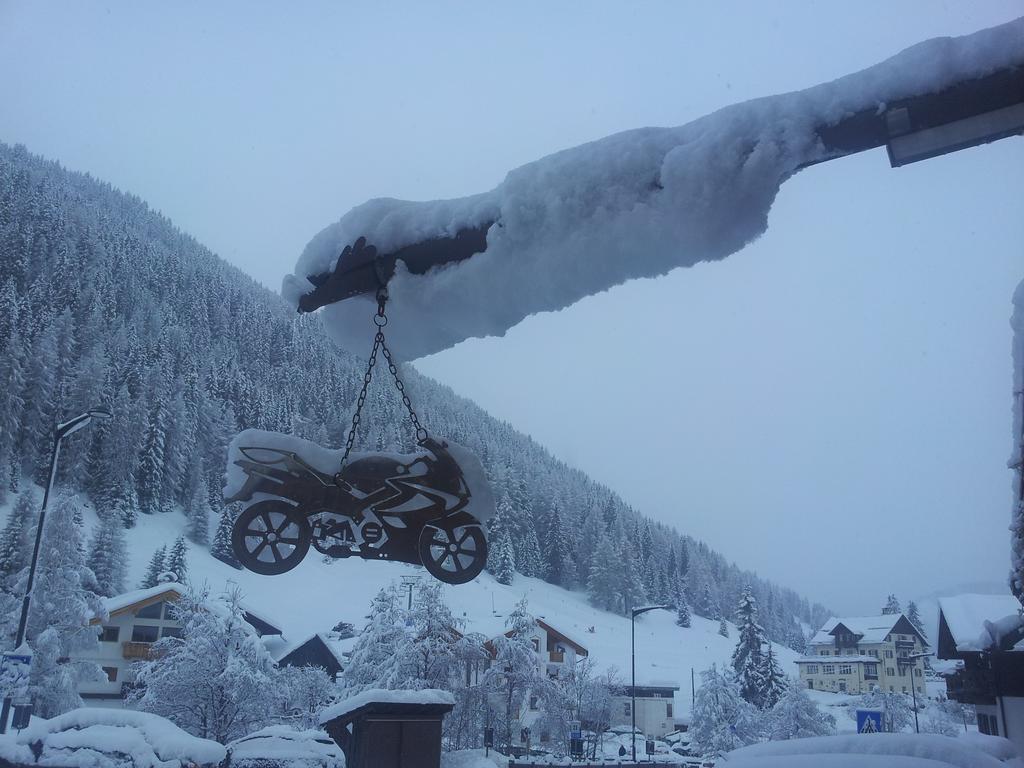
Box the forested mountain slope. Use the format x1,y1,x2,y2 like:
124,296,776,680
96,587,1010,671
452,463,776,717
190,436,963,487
0,142,830,646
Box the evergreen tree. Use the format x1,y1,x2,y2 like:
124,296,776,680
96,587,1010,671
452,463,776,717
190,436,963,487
340,584,409,695
211,504,241,569
165,536,189,582
586,533,621,613
0,330,27,502
136,396,167,516
759,644,787,709
765,680,836,739
0,491,36,583
87,516,128,597
690,664,760,757
543,502,576,587
676,593,692,628
490,533,516,586
140,545,167,589
731,586,768,708
905,601,926,638
882,594,902,615
718,617,730,638
518,523,544,578
25,492,105,717
184,461,211,545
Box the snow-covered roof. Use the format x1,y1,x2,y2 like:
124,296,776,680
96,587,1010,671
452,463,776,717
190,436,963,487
95,583,283,635
938,593,1023,653
319,688,455,724
275,632,351,667
795,656,878,664
810,615,911,645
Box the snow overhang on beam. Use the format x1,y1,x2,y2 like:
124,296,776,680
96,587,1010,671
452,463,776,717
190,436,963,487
816,66,1024,167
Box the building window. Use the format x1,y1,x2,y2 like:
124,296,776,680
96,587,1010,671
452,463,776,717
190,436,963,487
131,625,159,643
820,650,829,656
160,626,182,639
806,664,818,674
99,626,120,642
623,703,631,717
901,686,907,693
531,637,540,652
136,601,165,620
914,668,921,677
885,650,893,658
823,665,834,675
102,666,118,682
529,696,538,711
666,702,673,718
864,663,878,679
838,664,852,675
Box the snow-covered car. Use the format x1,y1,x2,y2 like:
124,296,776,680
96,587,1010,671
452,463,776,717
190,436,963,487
225,726,344,768
0,708,225,768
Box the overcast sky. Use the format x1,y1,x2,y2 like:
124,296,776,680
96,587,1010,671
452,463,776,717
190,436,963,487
1,1,1021,614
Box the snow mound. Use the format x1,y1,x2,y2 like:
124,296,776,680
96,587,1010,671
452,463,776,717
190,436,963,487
3,708,225,768
318,688,455,724
285,18,1024,360
725,732,1007,768
227,725,344,768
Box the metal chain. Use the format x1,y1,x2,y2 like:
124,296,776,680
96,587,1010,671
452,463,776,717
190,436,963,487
336,291,429,477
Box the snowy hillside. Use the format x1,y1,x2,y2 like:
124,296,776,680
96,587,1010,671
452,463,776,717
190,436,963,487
58,495,797,723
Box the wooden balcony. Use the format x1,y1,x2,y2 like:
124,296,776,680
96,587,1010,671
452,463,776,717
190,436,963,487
549,651,565,663
122,641,156,660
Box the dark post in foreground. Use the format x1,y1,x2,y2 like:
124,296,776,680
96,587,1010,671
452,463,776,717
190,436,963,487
321,696,454,768
0,409,111,734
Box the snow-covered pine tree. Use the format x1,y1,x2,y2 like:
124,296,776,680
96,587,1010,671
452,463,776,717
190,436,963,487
26,492,105,717
340,584,409,695
676,591,692,628
904,600,932,669
165,535,189,582
87,515,128,597
130,584,281,743
140,545,167,589
279,665,338,730
759,643,787,709
0,329,27,502
518,523,544,578
731,586,768,708
486,494,517,584
211,503,242,569
765,679,835,739
387,580,463,690
882,594,902,615
690,664,760,757
184,461,211,545
543,502,576,587
586,533,621,613
618,539,646,614
718,617,730,638
0,491,36,584
22,319,59,484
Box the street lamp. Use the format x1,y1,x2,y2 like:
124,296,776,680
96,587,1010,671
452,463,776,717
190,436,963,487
897,651,931,734
630,604,672,762
0,409,111,734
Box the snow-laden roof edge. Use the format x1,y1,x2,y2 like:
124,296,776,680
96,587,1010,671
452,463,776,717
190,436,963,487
319,688,455,724
938,593,1023,652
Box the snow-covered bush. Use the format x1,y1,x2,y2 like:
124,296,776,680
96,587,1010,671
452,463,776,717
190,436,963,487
279,665,339,730
129,584,282,743
763,679,835,740
690,664,760,757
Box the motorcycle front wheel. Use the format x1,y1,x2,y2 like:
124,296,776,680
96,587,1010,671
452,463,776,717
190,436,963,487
232,500,311,576
418,522,487,585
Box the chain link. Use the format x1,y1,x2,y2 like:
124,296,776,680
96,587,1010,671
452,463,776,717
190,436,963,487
336,291,429,478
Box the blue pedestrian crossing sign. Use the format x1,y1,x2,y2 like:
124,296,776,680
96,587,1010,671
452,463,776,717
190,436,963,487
856,709,884,734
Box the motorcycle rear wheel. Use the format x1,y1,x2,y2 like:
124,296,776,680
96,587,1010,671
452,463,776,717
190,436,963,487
232,500,310,576
418,522,487,585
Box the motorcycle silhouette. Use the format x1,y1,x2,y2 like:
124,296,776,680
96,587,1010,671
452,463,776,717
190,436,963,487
224,434,488,584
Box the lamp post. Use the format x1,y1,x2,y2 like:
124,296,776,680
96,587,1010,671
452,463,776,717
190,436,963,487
897,651,931,734
0,409,111,734
630,604,672,762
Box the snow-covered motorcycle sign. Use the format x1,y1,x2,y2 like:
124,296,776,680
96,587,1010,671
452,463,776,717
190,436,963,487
225,430,493,584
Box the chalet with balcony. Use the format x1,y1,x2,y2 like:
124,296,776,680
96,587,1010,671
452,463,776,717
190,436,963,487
795,614,927,696
76,583,282,707
937,593,1024,751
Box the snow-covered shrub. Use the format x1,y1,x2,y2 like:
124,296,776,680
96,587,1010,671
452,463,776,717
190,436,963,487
279,665,339,730
690,664,761,757
764,679,835,740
